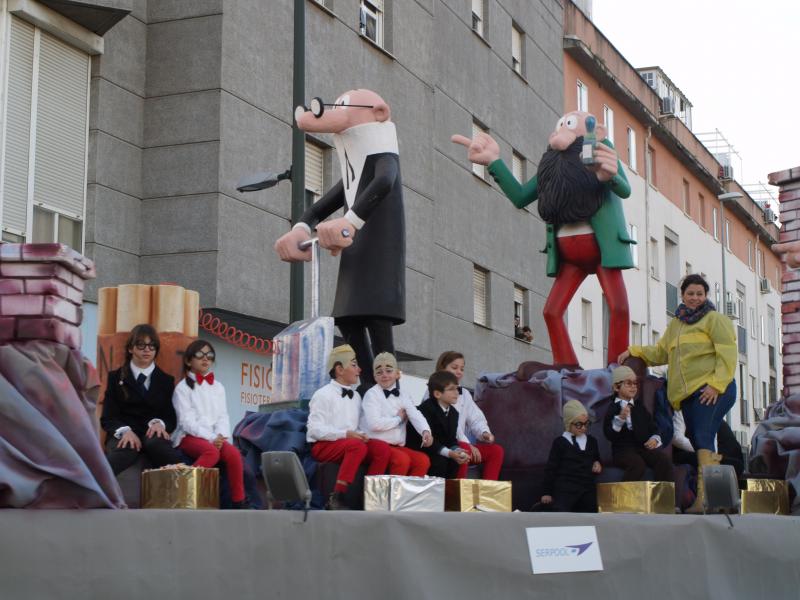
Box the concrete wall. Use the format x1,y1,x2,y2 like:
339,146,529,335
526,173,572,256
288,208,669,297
85,0,566,385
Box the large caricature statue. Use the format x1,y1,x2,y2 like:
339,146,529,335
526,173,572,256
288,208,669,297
275,89,404,389
453,111,634,366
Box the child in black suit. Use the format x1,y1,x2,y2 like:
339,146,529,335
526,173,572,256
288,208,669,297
603,365,674,482
406,371,470,478
540,400,602,512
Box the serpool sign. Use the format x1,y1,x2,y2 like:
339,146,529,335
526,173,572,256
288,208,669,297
525,526,603,574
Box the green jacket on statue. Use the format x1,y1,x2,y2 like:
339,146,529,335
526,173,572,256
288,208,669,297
487,139,635,277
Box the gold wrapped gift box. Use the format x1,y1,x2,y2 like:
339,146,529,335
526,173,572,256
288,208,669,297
141,467,219,509
445,479,513,512
740,479,790,515
597,481,675,514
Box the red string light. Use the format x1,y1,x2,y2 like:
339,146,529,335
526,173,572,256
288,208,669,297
198,309,279,355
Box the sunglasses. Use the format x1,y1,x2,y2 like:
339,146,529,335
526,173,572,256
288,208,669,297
192,351,216,361
294,97,375,121
134,342,157,351
571,421,591,429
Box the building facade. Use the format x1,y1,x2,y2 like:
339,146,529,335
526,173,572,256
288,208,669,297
0,0,567,403
562,3,783,446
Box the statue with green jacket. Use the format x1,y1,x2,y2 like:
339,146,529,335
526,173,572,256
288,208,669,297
453,111,635,366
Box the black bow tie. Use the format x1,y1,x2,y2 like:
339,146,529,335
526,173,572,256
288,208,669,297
383,388,400,398
458,386,463,394
341,388,354,398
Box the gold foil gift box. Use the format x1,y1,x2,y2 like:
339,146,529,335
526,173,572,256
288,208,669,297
597,481,675,514
140,467,219,509
740,479,790,515
445,479,513,512
364,475,445,511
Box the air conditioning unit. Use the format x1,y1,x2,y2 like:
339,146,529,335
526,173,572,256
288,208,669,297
754,407,766,421
760,278,770,294
725,301,739,320
764,208,776,224
660,96,674,115
718,164,734,180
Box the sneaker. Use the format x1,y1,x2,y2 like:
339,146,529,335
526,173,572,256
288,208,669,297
326,491,347,511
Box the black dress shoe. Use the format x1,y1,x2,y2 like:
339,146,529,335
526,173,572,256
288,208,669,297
326,491,347,511
232,498,254,510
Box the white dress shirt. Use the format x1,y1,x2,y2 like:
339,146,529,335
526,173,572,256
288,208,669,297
171,372,231,446
360,383,431,446
114,361,163,439
612,397,662,448
562,431,588,451
306,380,361,442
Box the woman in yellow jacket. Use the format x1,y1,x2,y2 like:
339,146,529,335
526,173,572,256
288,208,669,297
618,274,737,513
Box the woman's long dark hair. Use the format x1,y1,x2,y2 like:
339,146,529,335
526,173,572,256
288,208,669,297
119,323,160,395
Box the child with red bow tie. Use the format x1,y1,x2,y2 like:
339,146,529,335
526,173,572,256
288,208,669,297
172,339,250,509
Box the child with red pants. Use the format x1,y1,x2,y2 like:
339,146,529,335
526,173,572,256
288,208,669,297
360,352,433,476
436,351,505,480
307,345,391,510
171,339,250,509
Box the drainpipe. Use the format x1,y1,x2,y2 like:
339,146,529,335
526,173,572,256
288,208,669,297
644,126,653,343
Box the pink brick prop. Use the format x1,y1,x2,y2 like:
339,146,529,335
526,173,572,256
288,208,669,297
774,165,800,397
0,279,25,295
0,316,15,341
0,294,82,325
15,317,81,349
24,278,83,304
0,243,94,349
19,243,96,279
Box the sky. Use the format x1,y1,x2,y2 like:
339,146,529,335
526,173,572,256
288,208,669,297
592,0,798,199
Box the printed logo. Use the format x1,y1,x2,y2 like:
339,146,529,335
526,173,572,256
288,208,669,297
534,541,593,558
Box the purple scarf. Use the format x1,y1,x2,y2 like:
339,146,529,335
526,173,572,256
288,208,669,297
674,300,715,324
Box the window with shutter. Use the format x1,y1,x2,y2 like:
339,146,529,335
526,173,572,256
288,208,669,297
472,121,487,180
473,266,488,327
512,151,525,182
1,17,90,248
305,141,324,201
471,0,484,37
511,25,523,74
2,17,35,238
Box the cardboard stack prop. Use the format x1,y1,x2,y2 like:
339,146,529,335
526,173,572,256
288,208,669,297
95,283,199,424
0,243,125,508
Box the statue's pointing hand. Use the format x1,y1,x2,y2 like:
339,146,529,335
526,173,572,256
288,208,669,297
451,132,500,166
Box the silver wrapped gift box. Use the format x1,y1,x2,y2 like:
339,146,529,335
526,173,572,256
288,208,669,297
363,475,445,512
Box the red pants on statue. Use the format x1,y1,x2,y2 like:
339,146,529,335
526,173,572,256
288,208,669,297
179,435,245,503
311,438,391,491
457,441,505,480
387,445,431,477
543,233,629,366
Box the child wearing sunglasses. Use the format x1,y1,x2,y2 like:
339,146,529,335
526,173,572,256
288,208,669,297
540,400,602,512
602,365,673,483
172,339,250,509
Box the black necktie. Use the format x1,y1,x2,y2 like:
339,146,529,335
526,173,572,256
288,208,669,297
457,386,463,394
341,388,354,398
136,373,147,396
572,435,580,449
383,388,400,398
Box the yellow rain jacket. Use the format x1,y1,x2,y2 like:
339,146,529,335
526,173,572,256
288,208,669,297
629,310,737,410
